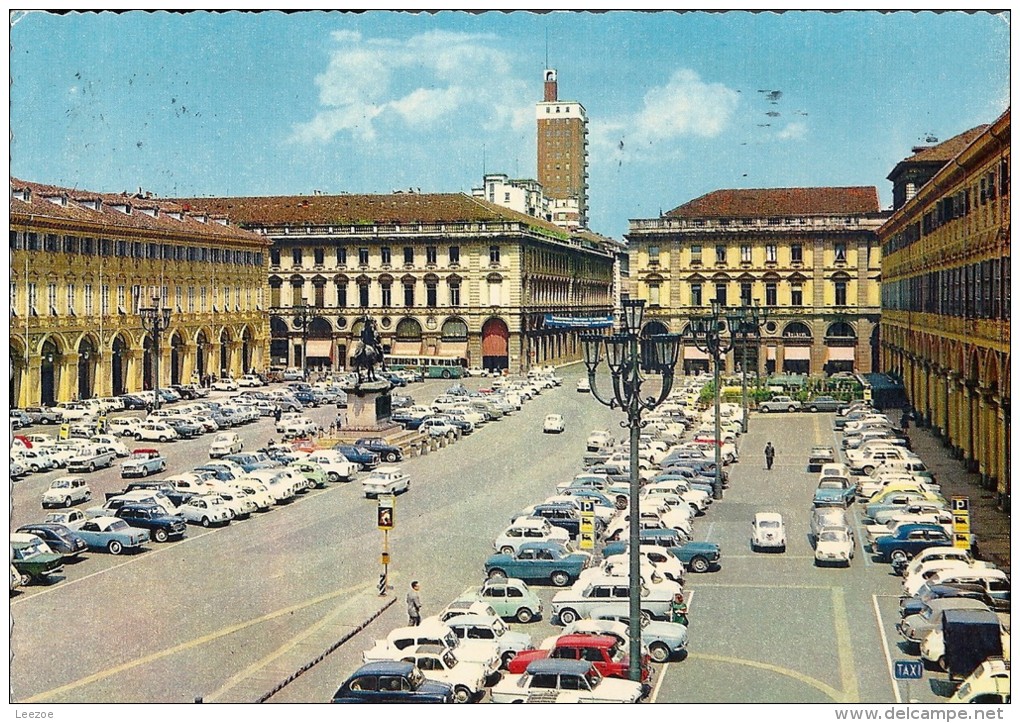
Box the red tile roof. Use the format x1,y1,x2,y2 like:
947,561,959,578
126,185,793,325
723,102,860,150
10,178,268,246
665,186,880,219
901,125,990,164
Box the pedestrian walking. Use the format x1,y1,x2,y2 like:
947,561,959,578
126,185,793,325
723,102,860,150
900,408,911,430
406,581,422,626
764,442,775,471
273,407,282,423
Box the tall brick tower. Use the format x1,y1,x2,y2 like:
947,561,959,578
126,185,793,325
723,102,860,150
536,68,589,229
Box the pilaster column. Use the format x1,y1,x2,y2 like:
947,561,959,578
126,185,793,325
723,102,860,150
60,352,81,402
228,340,244,378
25,353,42,407
126,348,145,393
181,342,197,384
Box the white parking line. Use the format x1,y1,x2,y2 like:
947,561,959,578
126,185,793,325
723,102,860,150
703,522,715,541
872,593,902,704
849,507,873,569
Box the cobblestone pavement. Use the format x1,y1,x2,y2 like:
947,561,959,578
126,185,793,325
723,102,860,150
894,413,1011,573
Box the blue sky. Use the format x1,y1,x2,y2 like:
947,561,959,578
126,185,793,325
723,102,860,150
10,10,1010,239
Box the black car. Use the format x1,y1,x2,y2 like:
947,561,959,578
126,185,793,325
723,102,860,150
378,371,408,387
120,394,149,410
170,384,199,400
112,481,195,509
332,661,454,704
115,504,188,543
332,444,381,469
15,523,89,559
354,437,403,463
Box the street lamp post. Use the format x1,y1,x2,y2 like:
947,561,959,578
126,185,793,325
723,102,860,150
293,297,310,380
685,300,735,500
139,291,172,411
726,300,770,434
581,299,681,684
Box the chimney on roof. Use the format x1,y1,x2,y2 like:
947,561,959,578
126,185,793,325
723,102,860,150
544,68,558,102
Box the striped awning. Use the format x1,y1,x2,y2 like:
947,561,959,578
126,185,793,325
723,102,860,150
391,341,422,356
305,340,333,358
827,346,856,361
437,342,469,358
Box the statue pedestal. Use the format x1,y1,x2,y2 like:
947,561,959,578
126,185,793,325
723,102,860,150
338,379,401,435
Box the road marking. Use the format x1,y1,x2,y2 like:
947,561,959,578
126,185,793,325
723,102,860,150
848,506,873,569
690,582,832,589
703,522,715,541
685,652,844,702
872,593,902,704
725,554,816,560
19,581,373,703
814,413,823,444
203,580,374,702
831,586,860,702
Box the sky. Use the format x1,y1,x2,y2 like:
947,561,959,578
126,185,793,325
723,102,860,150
9,10,1011,240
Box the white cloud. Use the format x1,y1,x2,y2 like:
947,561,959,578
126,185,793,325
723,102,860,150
776,121,808,140
592,68,740,164
290,30,529,145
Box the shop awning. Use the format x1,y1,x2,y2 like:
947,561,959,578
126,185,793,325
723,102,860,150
683,346,709,361
766,346,777,360
827,346,856,361
437,342,469,358
305,340,333,358
783,346,811,361
391,341,422,356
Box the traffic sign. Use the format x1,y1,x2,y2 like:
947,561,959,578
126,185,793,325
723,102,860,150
579,500,595,514
952,496,970,512
951,496,970,549
579,517,595,536
579,531,595,550
893,660,923,680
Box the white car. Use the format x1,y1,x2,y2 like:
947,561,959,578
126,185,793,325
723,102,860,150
899,547,974,584
493,518,570,555
586,429,614,451
211,378,239,392
361,465,410,498
237,374,264,388
227,480,275,512
135,422,179,443
814,527,855,566
13,447,57,473
89,435,130,457
576,377,591,393
208,432,243,458
244,469,298,504
543,414,565,433
41,476,92,508
396,645,489,704
280,416,318,439
178,494,233,527
43,509,88,530
305,451,359,483
214,488,258,520
751,512,786,552
108,418,144,438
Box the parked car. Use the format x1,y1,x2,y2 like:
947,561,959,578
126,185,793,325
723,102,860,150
43,509,88,530
15,523,89,559
41,476,92,508
331,661,455,704
23,406,61,425
814,527,855,567
75,516,149,555
814,477,857,508
551,574,680,624
494,518,571,555
807,446,836,472
211,378,240,392
806,396,842,413
484,541,591,587
67,445,118,473
108,418,144,438
179,494,234,526
543,414,566,433
120,448,168,478
10,533,64,583
751,512,786,552
457,578,544,624
873,523,954,564
758,396,801,413
135,421,179,443
444,613,533,669
897,597,992,648
362,620,500,676
208,432,243,458
589,610,690,663
354,437,403,463
288,460,329,489
303,451,358,483
947,657,1011,704
396,645,488,703
114,503,188,542
361,465,411,498
489,659,645,704
509,633,650,681
237,374,264,388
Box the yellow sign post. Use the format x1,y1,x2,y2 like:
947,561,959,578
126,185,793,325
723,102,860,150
377,494,395,595
951,496,971,551
578,500,596,551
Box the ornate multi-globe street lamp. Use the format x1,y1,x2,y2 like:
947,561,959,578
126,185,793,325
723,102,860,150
138,291,172,410
580,298,681,684
727,300,770,434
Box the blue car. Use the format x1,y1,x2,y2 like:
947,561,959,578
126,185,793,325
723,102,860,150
332,661,453,703
872,523,953,563
332,444,381,469
15,523,89,559
605,533,722,574
484,541,591,587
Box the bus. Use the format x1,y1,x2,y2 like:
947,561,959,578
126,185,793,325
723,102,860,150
387,356,465,380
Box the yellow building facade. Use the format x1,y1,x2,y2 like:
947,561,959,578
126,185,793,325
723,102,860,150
173,192,617,375
627,187,885,375
10,180,269,407
879,110,1010,508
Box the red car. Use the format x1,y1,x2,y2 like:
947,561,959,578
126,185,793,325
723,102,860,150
507,634,651,681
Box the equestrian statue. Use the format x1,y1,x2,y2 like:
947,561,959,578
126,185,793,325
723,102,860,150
350,316,384,384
